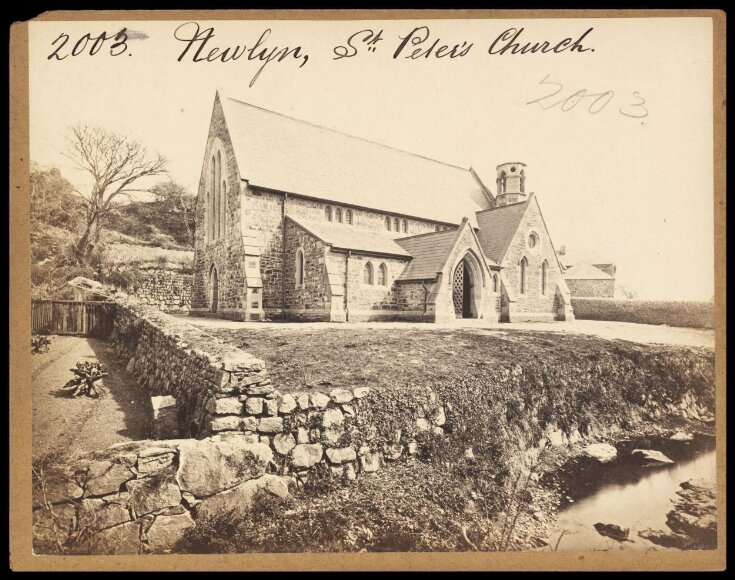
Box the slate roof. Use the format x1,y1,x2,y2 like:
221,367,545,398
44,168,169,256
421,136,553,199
219,93,493,226
474,199,530,263
563,263,614,280
286,215,411,258
393,229,462,281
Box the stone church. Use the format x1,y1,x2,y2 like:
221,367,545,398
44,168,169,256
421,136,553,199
190,91,574,323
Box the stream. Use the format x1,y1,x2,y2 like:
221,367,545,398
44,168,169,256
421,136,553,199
546,433,717,552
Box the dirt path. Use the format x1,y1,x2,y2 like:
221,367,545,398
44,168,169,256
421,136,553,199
32,336,151,461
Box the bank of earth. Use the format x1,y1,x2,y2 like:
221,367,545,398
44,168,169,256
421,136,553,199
176,328,715,552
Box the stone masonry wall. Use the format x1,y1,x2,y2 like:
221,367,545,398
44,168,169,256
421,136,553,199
282,219,331,318
243,187,456,319
502,200,565,321
191,94,247,315
565,278,615,298
130,269,193,313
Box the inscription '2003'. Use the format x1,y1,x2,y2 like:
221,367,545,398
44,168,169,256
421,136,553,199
527,74,649,119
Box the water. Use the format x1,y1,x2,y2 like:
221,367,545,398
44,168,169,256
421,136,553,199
547,435,716,552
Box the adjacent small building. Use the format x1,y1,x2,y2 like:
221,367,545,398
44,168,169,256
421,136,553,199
190,91,575,323
559,248,617,298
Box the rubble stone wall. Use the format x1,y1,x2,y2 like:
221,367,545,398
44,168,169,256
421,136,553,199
130,269,193,313
108,296,445,480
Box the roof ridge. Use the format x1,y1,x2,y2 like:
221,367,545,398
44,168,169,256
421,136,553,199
475,198,530,214
223,95,472,173
395,228,458,242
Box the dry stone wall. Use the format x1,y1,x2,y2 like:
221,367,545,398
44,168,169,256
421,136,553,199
130,269,193,313
32,436,284,555
109,296,447,477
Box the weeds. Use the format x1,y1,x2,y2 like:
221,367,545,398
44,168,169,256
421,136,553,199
62,361,108,398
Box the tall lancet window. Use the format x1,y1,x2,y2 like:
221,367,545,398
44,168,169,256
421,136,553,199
221,179,227,238
295,248,305,287
520,257,528,295
209,156,216,240
215,151,222,239
541,260,548,296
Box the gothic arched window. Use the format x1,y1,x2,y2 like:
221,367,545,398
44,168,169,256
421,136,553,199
295,248,305,287
393,217,400,232
325,206,333,221
363,262,374,285
520,257,528,294
402,219,408,233
385,216,391,231
378,263,388,286
221,179,227,237
541,260,548,296
493,273,499,293
345,209,353,225
335,207,343,223
209,156,216,240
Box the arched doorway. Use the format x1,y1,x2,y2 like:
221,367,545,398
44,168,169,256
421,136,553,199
209,266,219,313
452,254,482,319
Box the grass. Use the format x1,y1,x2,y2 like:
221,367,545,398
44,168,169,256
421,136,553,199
209,326,714,399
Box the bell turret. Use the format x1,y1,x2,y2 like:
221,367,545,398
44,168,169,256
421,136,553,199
496,162,527,207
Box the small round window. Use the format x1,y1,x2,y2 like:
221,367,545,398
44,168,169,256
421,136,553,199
528,232,539,248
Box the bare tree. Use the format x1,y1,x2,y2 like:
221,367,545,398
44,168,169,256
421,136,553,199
65,125,167,261
150,179,196,247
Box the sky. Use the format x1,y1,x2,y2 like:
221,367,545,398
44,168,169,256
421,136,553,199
29,16,715,300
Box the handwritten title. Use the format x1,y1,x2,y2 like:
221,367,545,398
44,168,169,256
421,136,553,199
47,23,596,88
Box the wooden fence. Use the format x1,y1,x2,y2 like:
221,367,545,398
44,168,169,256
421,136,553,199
31,300,117,338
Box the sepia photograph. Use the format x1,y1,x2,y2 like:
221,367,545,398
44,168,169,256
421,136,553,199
10,10,725,571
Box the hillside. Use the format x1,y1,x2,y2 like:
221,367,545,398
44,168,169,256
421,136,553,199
30,163,195,299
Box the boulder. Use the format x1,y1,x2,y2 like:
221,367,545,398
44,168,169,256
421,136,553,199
32,503,76,547
90,520,141,555
244,397,264,415
638,528,693,549
126,357,136,372
581,443,618,464
631,449,675,465
33,470,83,507
206,396,243,415
415,418,431,432
208,415,245,432
360,452,382,473
296,427,310,444
593,522,630,542
279,394,297,414
264,398,279,416
175,439,272,497
85,461,135,497
151,395,178,439
145,511,196,553
291,443,323,469
330,389,353,404
78,497,131,530
296,393,310,410
432,406,446,426
665,479,717,548
352,387,370,399
273,433,297,455
310,393,331,410
195,474,289,520
247,384,275,396
325,446,357,464
670,431,694,442
127,476,182,518
258,417,284,434
322,408,344,429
